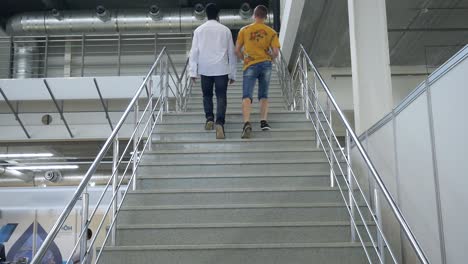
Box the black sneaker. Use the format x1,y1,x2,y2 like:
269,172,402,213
216,124,225,139
241,122,252,139
260,120,271,131
205,119,214,130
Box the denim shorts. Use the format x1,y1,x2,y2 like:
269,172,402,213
242,61,272,102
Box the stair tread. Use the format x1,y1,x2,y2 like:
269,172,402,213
153,128,314,134
152,137,316,143
128,186,344,194
145,147,321,154
138,171,332,179
121,202,352,210
159,120,313,125
139,159,331,166
116,221,374,229
164,111,303,116
103,242,369,251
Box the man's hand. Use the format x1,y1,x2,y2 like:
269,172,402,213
191,77,197,83
229,79,235,85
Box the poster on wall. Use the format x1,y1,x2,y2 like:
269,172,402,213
0,209,79,264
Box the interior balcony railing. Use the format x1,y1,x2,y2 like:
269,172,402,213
0,33,192,79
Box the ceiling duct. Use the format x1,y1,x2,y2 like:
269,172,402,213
50,8,63,20
239,3,253,19
0,172,120,187
96,5,111,22
193,3,205,20
0,167,32,182
6,6,273,35
149,5,162,21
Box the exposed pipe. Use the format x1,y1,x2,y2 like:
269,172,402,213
96,5,111,22
13,42,37,78
149,5,162,21
239,3,253,19
50,8,63,20
193,3,206,20
6,6,272,35
0,167,32,182
0,172,118,187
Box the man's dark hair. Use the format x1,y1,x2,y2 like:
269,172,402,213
254,5,268,19
87,228,93,240
205,3,219,20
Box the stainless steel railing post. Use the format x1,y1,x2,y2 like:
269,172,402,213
313,72,320,149
80,191,89,263
374,188,385,263
132,101,139,191
164,56,170,112
148,79,154,151
111,137,119,246
328,98,335,188
302,54,309,119
346,130,357,242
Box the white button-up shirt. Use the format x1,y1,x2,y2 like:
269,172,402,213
189,20,237,80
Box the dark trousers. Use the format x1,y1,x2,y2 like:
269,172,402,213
201,75,228,125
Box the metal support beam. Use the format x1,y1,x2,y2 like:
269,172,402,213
273,0,281,32
43,79,74,138
93,78,114,131
0,87,31,138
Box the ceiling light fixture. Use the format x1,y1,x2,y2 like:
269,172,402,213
0,153,54,158
7,165,79,170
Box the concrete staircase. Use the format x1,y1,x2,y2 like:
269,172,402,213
99,66,373,263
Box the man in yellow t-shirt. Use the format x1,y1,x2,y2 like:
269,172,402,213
235,5,281,139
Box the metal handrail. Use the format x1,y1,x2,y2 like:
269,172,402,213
281,45,430,264
30,47,193,264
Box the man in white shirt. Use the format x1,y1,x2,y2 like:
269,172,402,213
189,3,237,139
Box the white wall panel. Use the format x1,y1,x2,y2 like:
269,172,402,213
429,58,468,263
394,94,442,263
367,121,402,262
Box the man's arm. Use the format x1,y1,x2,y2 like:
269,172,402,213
227,31,237,83
235,43,244,61
270,31,281,60
235,28,244,60
270,47,280,60
189,32,199,80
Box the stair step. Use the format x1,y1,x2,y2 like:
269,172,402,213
114,222,375,246
151,128,316,140
189,90,283,96
118,203,369,224
150,137,318,151
189,95,285,100
100,242,374,264
136,172,342,189
186,103,286,108
154,121,320,132
141,149,326,163
137,160,342,177
125,187,349,205
187,106,287,112
161,111,308,122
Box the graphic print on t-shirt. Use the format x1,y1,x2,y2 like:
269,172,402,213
249,29,268,42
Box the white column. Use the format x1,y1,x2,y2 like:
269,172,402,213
279,0,305,63
347,0,393,134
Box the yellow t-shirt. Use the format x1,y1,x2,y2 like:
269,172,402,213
237,22,281,70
